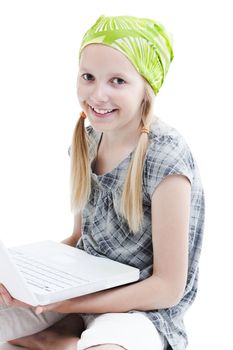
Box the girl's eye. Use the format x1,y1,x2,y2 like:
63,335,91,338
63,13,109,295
112,77,126,85
81,74,125,85
82,73,94,81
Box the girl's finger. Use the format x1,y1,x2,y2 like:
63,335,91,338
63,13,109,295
0,284,12,299
0,285,32,308
0,284,7,293
0,294,8,306
2,295,10,305
0,292,12,304
34,306,44,314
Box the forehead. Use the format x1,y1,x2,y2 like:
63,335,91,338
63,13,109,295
79,44,141,77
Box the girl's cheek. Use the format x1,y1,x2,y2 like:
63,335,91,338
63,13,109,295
77,83,92,100
77,87,87,102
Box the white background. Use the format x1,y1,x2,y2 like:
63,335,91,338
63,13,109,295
0,0,232,349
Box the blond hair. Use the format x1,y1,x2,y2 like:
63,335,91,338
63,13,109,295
70,81,155,233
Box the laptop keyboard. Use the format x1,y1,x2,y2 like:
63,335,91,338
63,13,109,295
9,249,90,293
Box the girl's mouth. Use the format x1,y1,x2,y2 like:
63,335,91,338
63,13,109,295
89,105,118,118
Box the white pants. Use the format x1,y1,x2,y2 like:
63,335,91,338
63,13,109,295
0,305,166,350
78,312,166,350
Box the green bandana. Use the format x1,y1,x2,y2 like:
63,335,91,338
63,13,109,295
79,15,174,95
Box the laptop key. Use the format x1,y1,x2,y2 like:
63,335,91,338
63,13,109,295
9,250,90,291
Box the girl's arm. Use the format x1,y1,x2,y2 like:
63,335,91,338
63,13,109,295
36,174,191,314
61,212,82,247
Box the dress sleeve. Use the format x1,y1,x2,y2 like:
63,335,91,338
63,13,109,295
144,134,195,198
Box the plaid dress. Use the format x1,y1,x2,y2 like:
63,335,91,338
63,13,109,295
75,117,205,350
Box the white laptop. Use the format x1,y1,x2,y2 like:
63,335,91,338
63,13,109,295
0,240,139,306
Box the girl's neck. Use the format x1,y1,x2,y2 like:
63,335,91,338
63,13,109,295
100,121,142,151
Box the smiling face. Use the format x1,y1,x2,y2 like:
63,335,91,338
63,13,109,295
77,44,146,134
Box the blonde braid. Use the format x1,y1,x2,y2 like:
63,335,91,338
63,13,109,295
70,112,91,214
120,82,155,233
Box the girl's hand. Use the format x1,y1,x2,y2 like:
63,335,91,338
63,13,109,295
0,283,32,309
0,283,73,314
34,300,69,315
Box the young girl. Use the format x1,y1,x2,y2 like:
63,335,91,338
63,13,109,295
0,15,205,350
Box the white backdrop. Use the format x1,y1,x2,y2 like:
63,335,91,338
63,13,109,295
0,1,232,349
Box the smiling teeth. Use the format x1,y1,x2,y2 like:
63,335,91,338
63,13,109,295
92,106,114,114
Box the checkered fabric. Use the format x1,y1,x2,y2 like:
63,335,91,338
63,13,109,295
75,117,205,350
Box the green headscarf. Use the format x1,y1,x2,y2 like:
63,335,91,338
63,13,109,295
79,15,174,95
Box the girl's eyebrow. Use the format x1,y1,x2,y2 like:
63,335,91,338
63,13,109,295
79,67,90,72
79,68,129,78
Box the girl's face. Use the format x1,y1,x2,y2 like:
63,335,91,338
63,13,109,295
77,44,146,133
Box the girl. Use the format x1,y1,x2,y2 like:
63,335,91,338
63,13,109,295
0,15,205,350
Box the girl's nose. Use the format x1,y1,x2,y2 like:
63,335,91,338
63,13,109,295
91,83,108,103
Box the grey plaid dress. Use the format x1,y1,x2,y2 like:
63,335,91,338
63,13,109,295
75,117,205,350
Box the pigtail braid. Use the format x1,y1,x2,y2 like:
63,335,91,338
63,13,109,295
70,113,91,213
120,82,155,233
